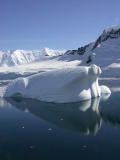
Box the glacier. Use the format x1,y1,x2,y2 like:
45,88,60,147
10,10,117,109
0,64,111,103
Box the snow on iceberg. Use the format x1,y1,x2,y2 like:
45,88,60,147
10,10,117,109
0,65,111,103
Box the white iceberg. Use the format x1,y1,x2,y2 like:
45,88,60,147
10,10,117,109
0,64,111,103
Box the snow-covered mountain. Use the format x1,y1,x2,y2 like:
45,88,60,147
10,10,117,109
1,26,120,68
64,26,120,77
0,26,120,79
0,48,65,66
92,26,120,50
65,26,120,66
0,26,119,93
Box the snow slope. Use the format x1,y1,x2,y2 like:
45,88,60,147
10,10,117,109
0,48,65,66
81,38,120,68
64,26,120,68
0,65,111,103
77,26,120,93
64,26,120,77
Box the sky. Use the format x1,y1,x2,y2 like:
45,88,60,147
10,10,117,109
0,0,120,50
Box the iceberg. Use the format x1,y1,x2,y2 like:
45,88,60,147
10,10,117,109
0,64,111,103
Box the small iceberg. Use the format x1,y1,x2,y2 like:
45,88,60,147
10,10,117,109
0,64,111,103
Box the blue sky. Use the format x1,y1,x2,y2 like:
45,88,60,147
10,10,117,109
0,0,120,50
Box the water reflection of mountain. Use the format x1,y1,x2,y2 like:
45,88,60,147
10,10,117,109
1,92,120,135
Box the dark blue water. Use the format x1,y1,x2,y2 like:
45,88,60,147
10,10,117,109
0,92,120,160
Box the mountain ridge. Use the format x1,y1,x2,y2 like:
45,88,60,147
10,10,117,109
0,48,65,66
64,26,120,56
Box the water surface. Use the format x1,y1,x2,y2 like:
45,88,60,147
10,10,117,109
0,92,120,160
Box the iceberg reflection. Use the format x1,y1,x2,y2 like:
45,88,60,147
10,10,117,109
6,97,102,135
1,92,120,135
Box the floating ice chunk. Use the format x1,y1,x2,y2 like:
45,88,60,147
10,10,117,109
100,85,111,94
0,64,111,103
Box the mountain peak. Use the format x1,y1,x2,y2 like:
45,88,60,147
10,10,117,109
92,25,120,50
0,48,66,66
104,25,120,33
